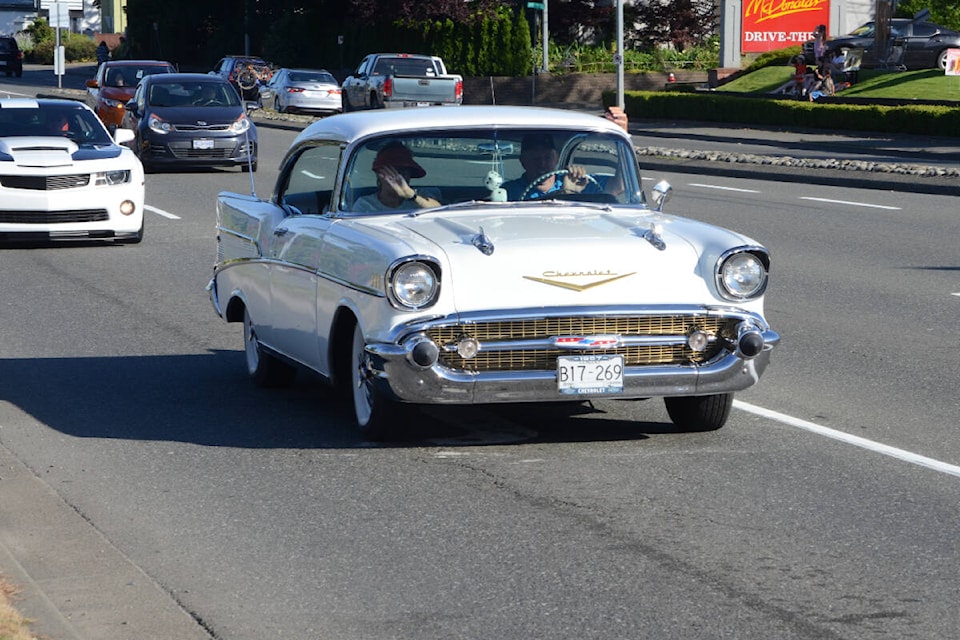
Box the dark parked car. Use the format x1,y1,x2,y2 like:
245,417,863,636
121,73,258,173
804,18,960,70
211,55,274,101
0,36,23,78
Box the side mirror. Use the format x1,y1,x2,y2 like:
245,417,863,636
245,101,260,112
124,100,138,114
113,128,135,145
85,79,99,88
651,180,673,212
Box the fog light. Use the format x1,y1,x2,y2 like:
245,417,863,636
687,330,709,352
410,339,439,367
457,336,479,359
119,200,136,216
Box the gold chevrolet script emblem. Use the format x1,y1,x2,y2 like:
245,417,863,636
524,270,635,292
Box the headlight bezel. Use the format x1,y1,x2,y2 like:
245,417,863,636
229,113,252,135
386,257,441,311
716,246,770,301
93,169,131,186
147,114,172,134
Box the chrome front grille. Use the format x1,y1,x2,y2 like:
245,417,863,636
425,315,739,372
0,174,90,190
0,209,109,224
175,124,232,131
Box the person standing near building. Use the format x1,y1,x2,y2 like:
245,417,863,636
812,24,828,66
96,40,109,67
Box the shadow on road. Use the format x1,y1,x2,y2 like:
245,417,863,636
0,351,688,449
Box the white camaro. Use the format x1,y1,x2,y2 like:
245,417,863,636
209,106,779,440
0,98,144,243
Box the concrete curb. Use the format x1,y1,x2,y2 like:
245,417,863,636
0,444,212,640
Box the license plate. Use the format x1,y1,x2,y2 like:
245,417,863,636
193,138,214,150
557,354,624,395
416,102,430,107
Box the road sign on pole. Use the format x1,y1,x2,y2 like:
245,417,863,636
527,2,544,9
49,1,70,28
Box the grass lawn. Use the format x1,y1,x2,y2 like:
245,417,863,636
717,66,960,101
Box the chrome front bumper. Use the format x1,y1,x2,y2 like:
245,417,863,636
365,306,780,405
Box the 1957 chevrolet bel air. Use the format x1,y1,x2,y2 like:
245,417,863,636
208,106,779,440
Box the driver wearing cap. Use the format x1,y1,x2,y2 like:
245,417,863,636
353,142,442,213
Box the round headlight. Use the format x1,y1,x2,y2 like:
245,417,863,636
389,261,439,309
718,250,768,300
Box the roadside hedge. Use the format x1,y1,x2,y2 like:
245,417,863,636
604,90,960,138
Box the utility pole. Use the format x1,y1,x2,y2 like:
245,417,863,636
542,1,549,72
616,0,624,108
244,0,250,56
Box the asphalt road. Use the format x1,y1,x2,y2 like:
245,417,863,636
1,68,960,640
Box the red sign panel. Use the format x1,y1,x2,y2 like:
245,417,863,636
742,0,831,53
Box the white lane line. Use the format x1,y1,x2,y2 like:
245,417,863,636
144,204,180,219
800,196,901,210
688,183,760,193
735,400,960,478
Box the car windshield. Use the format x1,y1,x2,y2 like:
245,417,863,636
148,82,240,108
337,129,643,214
849,23,876,37
288,71,336,84
0,103,112,145
106,65,172,87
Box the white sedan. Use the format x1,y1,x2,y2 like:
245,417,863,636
209,106,779,440
0,98,144,243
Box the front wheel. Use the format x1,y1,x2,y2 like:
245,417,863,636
350,323,406,440
664,393,733,432
244,309,296,387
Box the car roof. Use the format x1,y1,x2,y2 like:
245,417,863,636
102,60,174,67
0,97,94,112
287,68,333,73
293,106,628,147
146,72,229,84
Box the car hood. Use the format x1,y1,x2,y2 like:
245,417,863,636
0,137,124,166
348,205,757,310
100,86,137,102
148,105,245,124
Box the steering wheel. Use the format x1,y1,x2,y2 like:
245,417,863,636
520,169,599,200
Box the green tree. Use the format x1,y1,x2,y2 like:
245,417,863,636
25,17,54,45
895,0,960,31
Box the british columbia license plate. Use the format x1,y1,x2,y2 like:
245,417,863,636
557,354,624,395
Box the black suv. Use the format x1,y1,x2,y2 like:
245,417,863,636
211,55,274,100
0,36,23,78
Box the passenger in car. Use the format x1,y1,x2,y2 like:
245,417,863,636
352,142,441,213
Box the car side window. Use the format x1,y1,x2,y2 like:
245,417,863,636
279,144,342,215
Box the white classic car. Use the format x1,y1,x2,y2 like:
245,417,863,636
209,106,779,440
0,98,144,243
